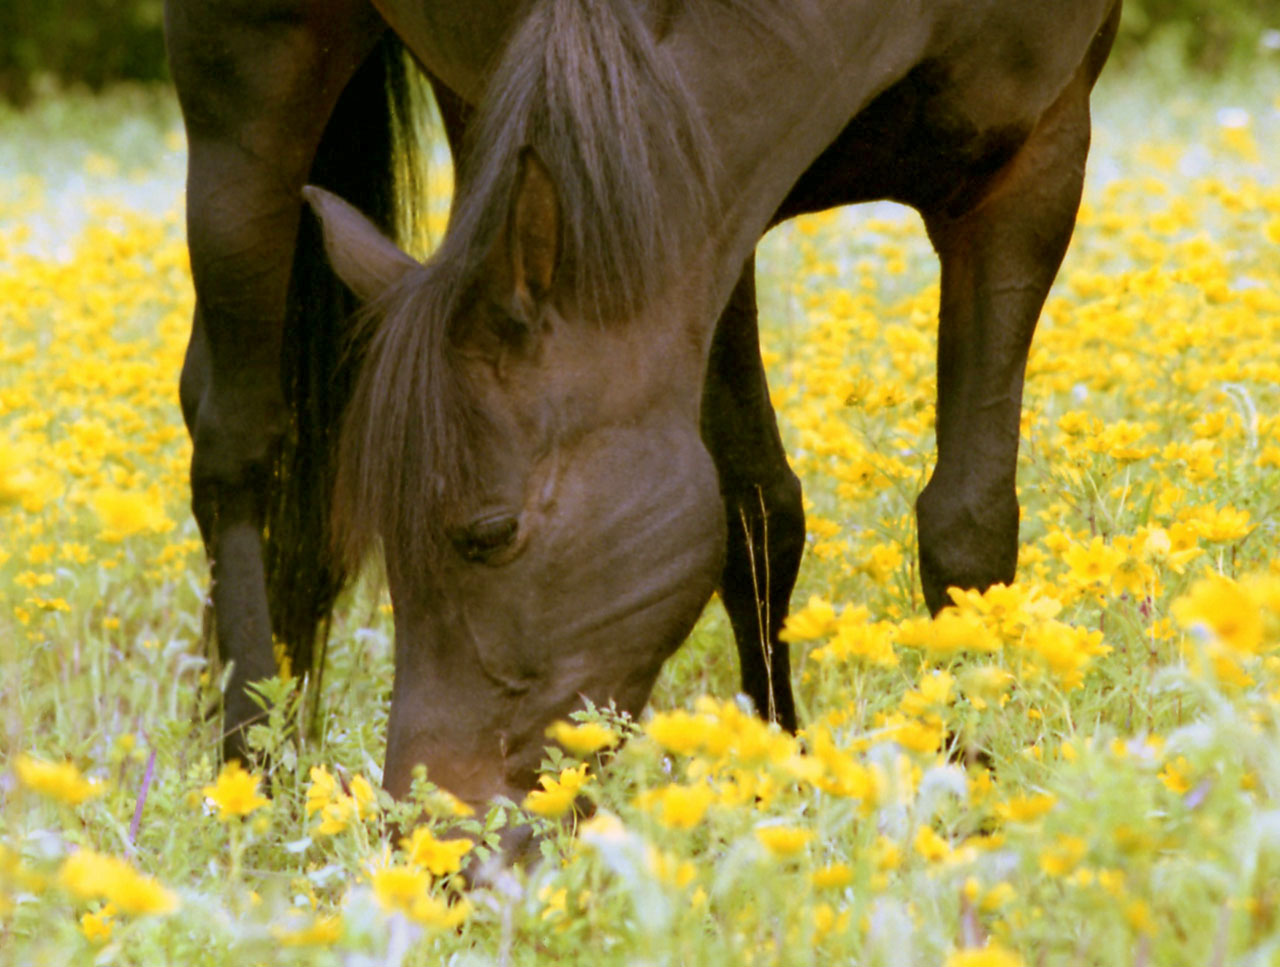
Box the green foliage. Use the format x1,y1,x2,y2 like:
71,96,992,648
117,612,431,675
1115,0,1277,72
0,0,1277,105
0,0,167,104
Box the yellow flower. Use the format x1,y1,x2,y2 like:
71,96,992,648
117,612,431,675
350,774,378,818
1126,898,1155,934
1039,835,1087,876
522,763,590,817
637,782,714,830
913,825,951,863
981,881,1015,912
0,439,39,507
202,761,270,820
401,827,473,876
14,755,104,805
645,847,697,889
811,863,854,889
59,849,179,916
645,709,723,757
755,825,814,857
958,666,1014,709
898,610,1001,656
411,893,470,929
305,765,338,816
1018,620,1109,691
89,485,174,541
993,793,1057,824
1158,756,1193,794
369,860,472,928
1172,575,1264,656
80,903,116,944
1188,505,1253,543
779,595,838,642
1063,537,1124,587
369,863,431,915
545,719,619,756
273,913,343,947
945,941,1024,967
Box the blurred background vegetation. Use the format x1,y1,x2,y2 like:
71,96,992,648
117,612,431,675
0,0,1276,104
2,0,165,104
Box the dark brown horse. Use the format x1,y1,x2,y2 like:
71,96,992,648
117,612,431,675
166,0,1121,809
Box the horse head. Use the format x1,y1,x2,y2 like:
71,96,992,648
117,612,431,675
304,147,726,808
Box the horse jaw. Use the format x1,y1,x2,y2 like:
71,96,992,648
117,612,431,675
380,414,725,808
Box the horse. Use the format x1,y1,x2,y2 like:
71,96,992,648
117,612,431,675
165,0,1122,811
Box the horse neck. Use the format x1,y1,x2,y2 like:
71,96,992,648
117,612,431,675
663,1,933,321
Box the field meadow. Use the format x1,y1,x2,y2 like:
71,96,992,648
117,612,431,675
2,62,1280,966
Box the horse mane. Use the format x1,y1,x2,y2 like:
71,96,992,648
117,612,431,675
334,0,789,579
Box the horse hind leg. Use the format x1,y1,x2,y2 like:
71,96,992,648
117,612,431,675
167,3,385,762
701,256,803,733
916,63,1100,616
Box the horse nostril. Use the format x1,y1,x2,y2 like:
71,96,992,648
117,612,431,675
452,513,519,563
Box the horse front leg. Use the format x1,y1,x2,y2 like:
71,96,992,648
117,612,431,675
166,1,382,762
916,70,1097,616
701,256,803,733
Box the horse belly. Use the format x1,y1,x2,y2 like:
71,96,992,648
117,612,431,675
780,0,1114,219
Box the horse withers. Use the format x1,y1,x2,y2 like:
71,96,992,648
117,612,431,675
167,0,1121,812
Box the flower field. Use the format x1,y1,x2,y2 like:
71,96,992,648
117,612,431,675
2,71,1280,966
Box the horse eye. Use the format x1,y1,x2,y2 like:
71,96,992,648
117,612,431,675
450,513,519,563
489,307,531,346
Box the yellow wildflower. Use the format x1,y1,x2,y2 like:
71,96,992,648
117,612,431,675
79,903,116,944
273,913,344,947
400,827,473,876
779,595,838,641
90,485,174,541
1063,537,1124,587
411,893,470,929
645,709,720,757
1157,756,1192,794
545,719,619,756
1039,835,1087,876
945,942,1024,967
981,881,1016,912
958,665,1014,709
1187,505,1253,543
59,849,179,916
638,782,714,830
202,761,269,820
523,763,590,818
1172,574,1264,656
14,755,104,805
754,825,814,857
811,863,854,889
369,863,430,915
993,793,1057,824
913,825,951,863
305,765,338,816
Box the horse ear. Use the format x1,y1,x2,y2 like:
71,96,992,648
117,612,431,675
506,148,561,311
302,185,417,302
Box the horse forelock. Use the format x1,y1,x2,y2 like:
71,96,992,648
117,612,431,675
334,0,795,580
332,258,495,582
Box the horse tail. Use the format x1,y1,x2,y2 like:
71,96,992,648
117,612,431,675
266,32,425,693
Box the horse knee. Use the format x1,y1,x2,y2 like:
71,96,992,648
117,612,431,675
916,477,1018,615
179,320,209,438
725,468,805,588
765,469,805,580
188,386,287,521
